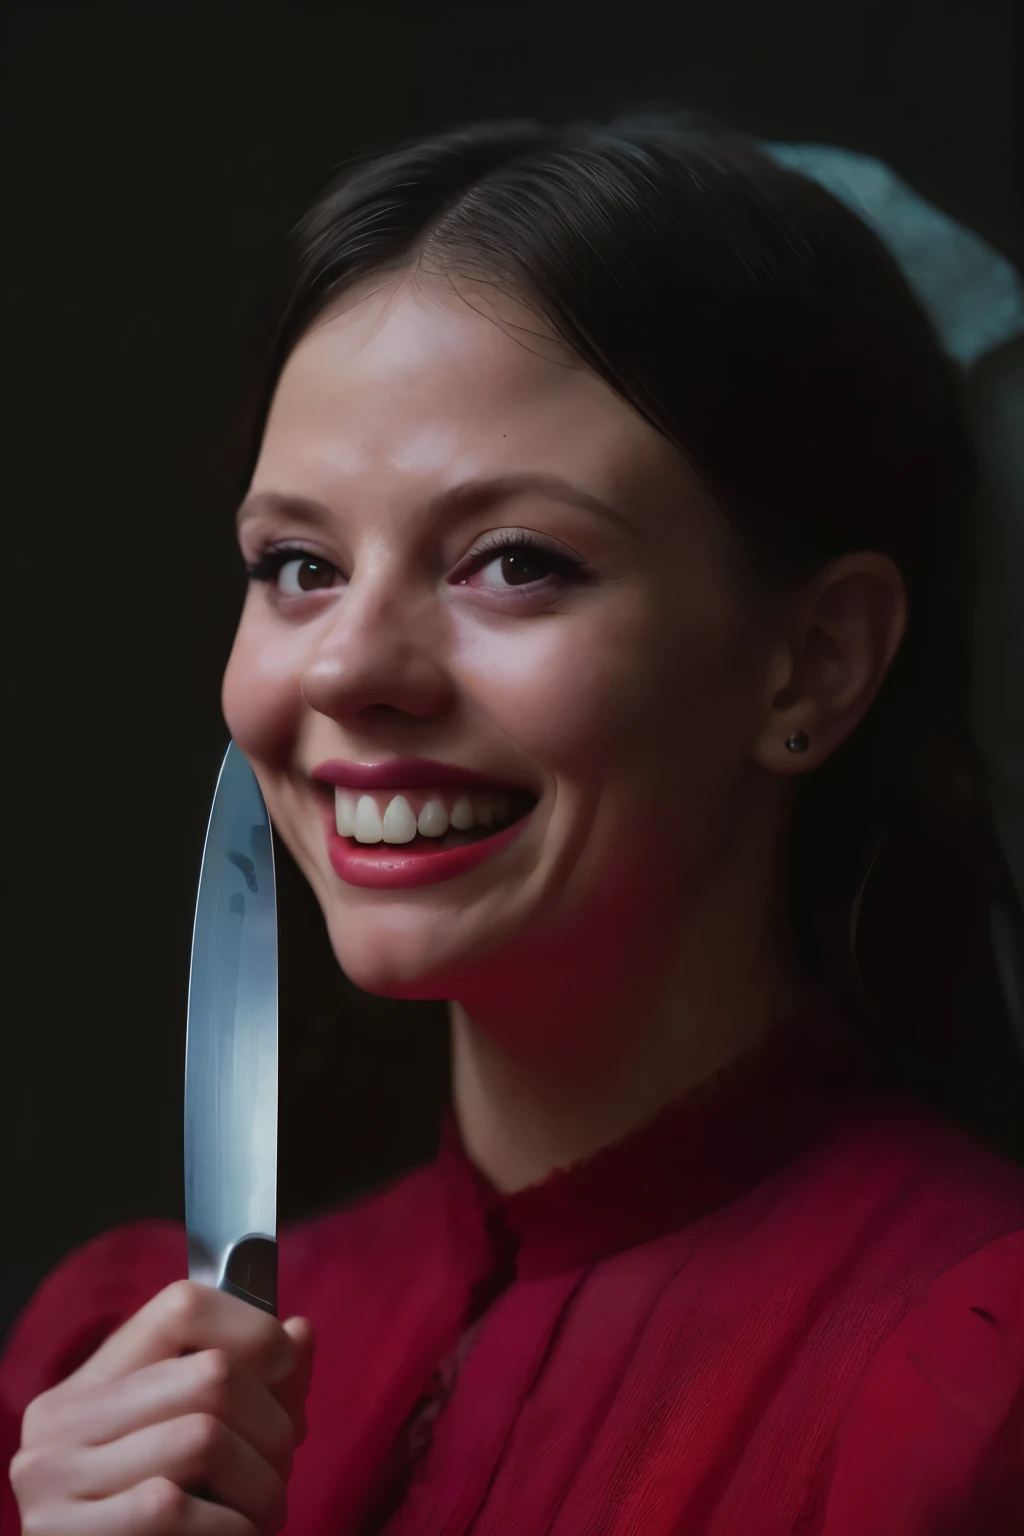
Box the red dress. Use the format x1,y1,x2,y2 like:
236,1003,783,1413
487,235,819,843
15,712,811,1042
3,1008,1023,1535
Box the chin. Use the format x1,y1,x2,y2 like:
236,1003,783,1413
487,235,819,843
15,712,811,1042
321,904,505,1002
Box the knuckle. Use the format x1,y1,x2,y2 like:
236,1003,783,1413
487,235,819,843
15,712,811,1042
267,1430,295,1486
193,1347,235,1411
266,1485,289,1533
135,1475,189,1531
179,1410,225,1474
249,1471,289,1536
248,1310,282,1349
162,1278,206,1328
278,1414,297,1459
20,1387,59,1446
258,1325,297,1382
20,1508,57,1536
7,1443,31,1492
8,1444,45,1493
260,1400,296,1475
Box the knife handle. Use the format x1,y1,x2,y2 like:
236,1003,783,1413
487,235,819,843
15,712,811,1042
219,1235,278,1317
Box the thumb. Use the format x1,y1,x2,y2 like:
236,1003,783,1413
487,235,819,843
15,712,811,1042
280,1315,316,1442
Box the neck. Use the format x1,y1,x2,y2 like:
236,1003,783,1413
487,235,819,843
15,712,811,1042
449,797,807,1194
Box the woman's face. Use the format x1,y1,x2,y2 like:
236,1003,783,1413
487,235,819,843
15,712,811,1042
223,272,785,1006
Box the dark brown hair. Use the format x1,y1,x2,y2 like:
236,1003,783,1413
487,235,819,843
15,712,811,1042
246,113,1024,1155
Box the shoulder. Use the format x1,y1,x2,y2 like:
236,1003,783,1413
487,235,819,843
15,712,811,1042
825,1104,1024,1517
638,1097,1024,1308
821,1226,1024,1534
579,1104,1023,1533
590,1100,1024,1350
785,1096,1024,1289
750,1102,1024,1533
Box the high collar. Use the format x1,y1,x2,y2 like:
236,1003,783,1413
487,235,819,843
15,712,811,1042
437,1001,874,1281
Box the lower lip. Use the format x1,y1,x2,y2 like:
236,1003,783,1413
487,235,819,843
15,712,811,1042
326,815,533,889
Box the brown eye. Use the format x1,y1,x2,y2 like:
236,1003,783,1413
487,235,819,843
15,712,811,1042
278,556,339,595
458,531,587,596
499,550,556,586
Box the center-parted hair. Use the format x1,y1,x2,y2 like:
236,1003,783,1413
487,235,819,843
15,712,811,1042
244,113,1023,1154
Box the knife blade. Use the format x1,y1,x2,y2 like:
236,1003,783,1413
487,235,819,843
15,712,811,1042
185,741,278,1315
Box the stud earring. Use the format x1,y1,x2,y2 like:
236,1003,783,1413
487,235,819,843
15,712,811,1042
785,731,810,754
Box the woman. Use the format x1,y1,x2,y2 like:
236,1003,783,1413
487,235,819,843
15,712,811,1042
4,116,1024,1535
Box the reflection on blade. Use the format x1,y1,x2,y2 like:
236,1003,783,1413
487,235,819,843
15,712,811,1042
184,742,278,1312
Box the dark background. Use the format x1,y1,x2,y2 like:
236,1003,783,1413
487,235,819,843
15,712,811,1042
4,0,1021,1339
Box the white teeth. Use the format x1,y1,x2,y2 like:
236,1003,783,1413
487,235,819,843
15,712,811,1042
353,795,384,843
335,789,356,838
417,798,449,838
449,795,474,831
382,795,417,844
337,786,516,843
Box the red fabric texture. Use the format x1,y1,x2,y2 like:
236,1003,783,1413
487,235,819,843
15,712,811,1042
3,1009,1023,1535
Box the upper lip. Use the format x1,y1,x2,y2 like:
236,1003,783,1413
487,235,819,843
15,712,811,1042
310,758,525,791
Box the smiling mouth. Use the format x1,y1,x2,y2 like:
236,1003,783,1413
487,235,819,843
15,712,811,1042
326,785,537,852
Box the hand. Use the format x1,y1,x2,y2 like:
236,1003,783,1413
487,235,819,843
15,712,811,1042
10,1280,315,1534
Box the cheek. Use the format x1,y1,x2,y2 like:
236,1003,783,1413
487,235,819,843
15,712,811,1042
451,593,756,802
641,564,773,788
221,606,307,765
450,607,645,778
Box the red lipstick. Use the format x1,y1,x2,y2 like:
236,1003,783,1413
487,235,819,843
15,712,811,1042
326,817,531,889
311,758,537,889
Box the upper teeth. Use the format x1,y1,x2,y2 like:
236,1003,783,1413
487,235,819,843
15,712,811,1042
335,788,512,843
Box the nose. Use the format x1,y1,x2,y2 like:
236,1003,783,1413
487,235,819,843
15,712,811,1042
300,575,454,725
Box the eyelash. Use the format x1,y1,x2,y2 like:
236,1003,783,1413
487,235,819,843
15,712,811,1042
244,531,591,588
244,545,324,583
462,528,590,583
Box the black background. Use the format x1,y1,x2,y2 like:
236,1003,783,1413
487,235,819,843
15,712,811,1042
4,0,1021,1339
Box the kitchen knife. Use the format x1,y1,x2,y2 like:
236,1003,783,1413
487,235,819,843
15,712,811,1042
185,740,278,1315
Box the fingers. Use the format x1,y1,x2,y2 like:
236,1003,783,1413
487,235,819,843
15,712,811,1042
15,1476,256,1534
71,1282,298,1391
22,1350,296,1480
15,1414,284,1532
96,1415,287,1531
277,1318,316,1442
13,1288,316,1536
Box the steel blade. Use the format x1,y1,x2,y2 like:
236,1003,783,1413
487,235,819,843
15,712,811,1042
185,741,278,1313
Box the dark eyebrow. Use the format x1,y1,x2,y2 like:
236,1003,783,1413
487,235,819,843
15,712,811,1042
425,473,634,537
235,491,334,532
236,474,634,537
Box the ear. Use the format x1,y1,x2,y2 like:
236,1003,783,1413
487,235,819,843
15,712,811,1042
753,553,907,776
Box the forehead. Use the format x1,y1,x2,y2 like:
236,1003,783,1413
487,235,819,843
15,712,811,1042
253,271,685,510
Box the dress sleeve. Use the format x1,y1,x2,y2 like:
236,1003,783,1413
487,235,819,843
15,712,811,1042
821,1228,1024,1536
1,1221,185,1531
